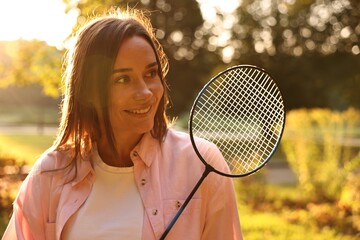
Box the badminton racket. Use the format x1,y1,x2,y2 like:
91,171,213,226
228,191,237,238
160,65,285,239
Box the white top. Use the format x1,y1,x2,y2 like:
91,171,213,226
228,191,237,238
62,151,144,240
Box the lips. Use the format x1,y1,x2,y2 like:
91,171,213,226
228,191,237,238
126,106,151,115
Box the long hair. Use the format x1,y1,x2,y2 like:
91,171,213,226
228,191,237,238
53,9,170,167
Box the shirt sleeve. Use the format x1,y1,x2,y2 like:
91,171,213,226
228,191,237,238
201,144,243,240
201,176,243,240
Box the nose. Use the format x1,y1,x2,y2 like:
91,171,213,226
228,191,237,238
133,78,152,101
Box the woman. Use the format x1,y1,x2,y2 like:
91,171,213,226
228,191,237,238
2,8,242,240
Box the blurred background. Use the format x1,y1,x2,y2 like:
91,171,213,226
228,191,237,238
0,0,359,239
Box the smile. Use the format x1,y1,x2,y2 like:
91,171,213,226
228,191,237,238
126,106,151,114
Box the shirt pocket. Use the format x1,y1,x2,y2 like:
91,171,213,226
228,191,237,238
163,198,203,240
46,222,56,239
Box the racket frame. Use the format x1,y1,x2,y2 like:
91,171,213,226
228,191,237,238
189,64,285,178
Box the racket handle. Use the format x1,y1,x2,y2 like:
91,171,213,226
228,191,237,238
159,165,212,240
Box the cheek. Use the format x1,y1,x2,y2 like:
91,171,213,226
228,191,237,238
108,88,127,108
153,81,164,101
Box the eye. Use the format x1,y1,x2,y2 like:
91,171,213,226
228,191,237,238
145,69,158,78
114,75,130,84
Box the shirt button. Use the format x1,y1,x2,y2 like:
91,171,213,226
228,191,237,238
176,201,182,209
152,209,158,215
141,179,146,186
132,151,138,157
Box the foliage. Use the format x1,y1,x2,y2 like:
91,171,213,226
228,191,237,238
264,52,360,110
338,169,360,232
68,0,204,59
0,180,22,236
281,108,360,201
238,203,357,240
202,0,360,110
236,179,360,237
0,40,63,98
209,0,360,58
0,158,26,237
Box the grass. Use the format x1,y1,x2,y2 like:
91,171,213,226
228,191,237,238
0,133,55,165
0,106,58,164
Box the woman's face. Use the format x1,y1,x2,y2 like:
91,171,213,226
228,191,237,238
101,36,164,139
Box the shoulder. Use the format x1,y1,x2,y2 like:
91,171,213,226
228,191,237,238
160,128,228,176
16,147,77,204
14,148,71,203
162,128,234,195
162,128,194,155
164,127,191,144
164,127,231,178
30,147,74,176
164,128,221,157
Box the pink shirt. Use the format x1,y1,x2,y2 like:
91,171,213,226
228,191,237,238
2,128,242,240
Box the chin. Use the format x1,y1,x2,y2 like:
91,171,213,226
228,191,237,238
136,123,154,134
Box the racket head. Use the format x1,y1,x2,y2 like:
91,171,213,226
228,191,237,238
189,65,285,177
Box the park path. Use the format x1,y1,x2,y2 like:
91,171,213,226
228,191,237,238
0,124,58,135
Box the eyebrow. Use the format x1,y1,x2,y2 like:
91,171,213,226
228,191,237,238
112,62,158,73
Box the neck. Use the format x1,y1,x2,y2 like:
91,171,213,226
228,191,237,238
96,133,143,168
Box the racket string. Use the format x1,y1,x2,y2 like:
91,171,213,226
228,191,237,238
194,104,277,171
224,70,281,166
192,67,285,175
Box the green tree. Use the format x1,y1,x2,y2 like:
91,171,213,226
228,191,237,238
0,40,63,98
203,0,360,110
205,0,360,58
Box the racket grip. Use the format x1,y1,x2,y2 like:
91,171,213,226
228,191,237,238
159,166,212,240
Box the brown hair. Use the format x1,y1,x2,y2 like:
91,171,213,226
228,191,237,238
54,8,170,165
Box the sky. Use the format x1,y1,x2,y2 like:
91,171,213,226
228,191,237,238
0,0,78,48
0,0,239,48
